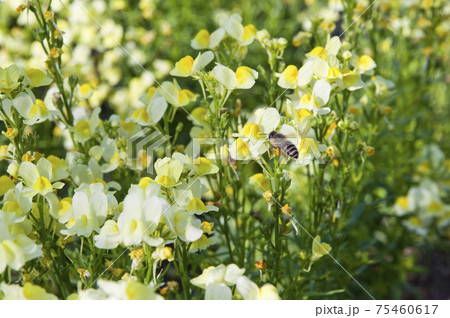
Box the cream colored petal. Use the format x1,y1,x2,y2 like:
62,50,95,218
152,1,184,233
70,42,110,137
213,64,237,89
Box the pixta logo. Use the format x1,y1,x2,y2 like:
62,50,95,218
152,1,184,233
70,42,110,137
126,128,170,173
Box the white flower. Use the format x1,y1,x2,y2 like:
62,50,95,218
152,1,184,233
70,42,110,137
3,183,32,216
73,107,102,143
293,79,332,115
129,95,168,126
154,157,184,187
236,276,280,300
171,153,219,177
191,29,225,50
355,55,376,75
229,107,281,161
78,279,163,300
12,93,52,125
169,51,214,78
163,207,203,243
116,189,168,247
213,64,258,90
94,220,121,249
0,211,42,273
18,159,66,197
61,183,110,237
159,80,196,107
217,13,244,40
0,283,57,300
190,263,245,300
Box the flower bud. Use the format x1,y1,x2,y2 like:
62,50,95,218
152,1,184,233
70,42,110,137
16,4,27,12
3,128,18,140
256,29,270,43
44,11,55,21
342,50,352,60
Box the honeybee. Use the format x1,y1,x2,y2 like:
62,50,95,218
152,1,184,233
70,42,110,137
268,131,299,159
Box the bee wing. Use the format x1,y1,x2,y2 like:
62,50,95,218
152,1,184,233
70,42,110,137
278,124,301,148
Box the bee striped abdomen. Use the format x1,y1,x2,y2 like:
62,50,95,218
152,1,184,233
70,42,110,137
269,131,299,159
284,143,299,159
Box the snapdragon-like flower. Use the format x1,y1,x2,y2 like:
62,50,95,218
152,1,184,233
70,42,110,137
129,88,168,126
311,235,332,261
0,282,57,300
355,55,377,75
213,64,258,90
153,157,184,187
236,276,280,300
94,220,121,249
73,108,102,143
0,65,21,94
190,263,245,300
113,184,168,247
61,183,114,237
172,153,219,177
2,183,32,217
339,68,365,91
18,158,67,197
306,35,341,61
0,211,42,274
216,13,244,41
77,279,163,300
169,51,214,78
229,107,281,161
191,29,225,50
163,206,203,243
12,93,52,125
159,80,196,107
293,79,332,115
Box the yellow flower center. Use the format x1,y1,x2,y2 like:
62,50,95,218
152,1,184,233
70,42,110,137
80,83,93,98
138,177,153,189
146,86,156,100
75,120,90,137
157,175,175,187
193,157,215,175
235,66,254,86
29,99,49,119
58,199,72,218
327,67,341,79
3,201,22,215
177,56,194,74
281,65,299,84
121,120,136,134
191,107,208,124
241,123,263,139
187,197,207,212
235,138,250,156
300,94,319,107
193,29,210,47
33,176,52,195
200,221,213,234
359,55,375,70
131,109,150,123
309,46,327,59
177,89,196,105
250,173,269,191
298,109,312,121
242,24,257,42
409,216,423,227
